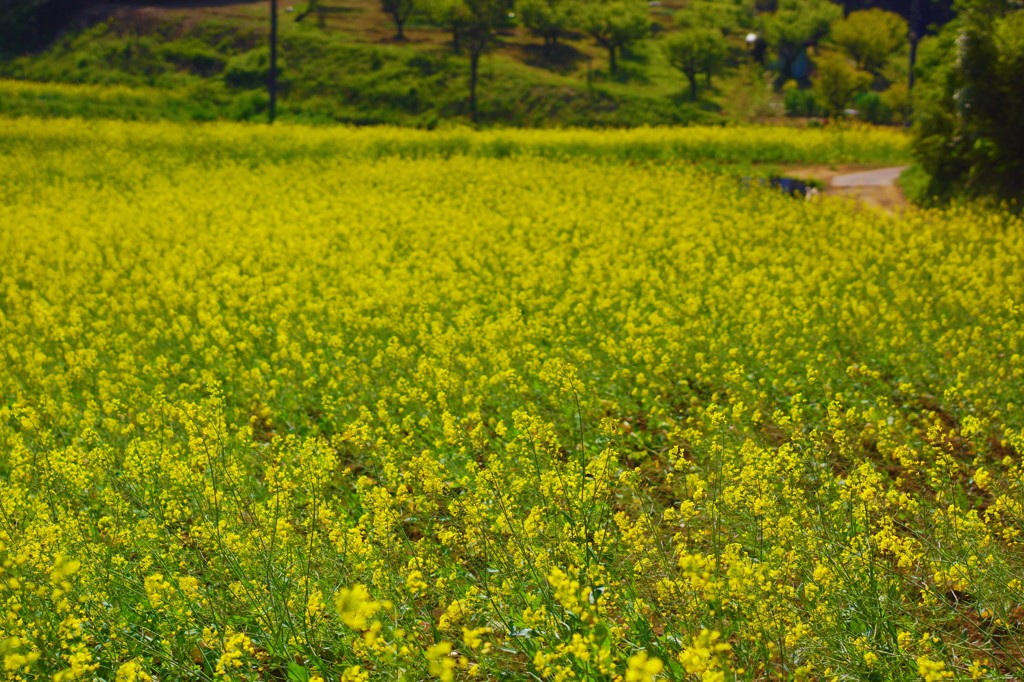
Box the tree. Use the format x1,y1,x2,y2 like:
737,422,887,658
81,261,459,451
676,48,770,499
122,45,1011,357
425,0,470,51
424,0,507,120
675,0,757,36
812,52,870,115
381,0,417,40
577,0,650,74
830,8,907,75
911,0,1024,201
518,0,578,57
762,0,843,85
665,29,730,98
294,0,322,23
465,0,511,121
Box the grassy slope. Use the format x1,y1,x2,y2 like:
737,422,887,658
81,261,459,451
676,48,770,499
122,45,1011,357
0,0,783,126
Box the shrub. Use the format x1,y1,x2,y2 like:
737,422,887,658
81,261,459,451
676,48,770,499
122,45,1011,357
782,82,821,117
853,91,892,125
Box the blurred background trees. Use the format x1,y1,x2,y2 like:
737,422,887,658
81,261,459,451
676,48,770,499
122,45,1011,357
911,0,1023,202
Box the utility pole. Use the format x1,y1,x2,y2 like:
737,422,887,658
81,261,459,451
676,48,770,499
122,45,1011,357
907,0,921,124
909,0,921,93
269,0,278,123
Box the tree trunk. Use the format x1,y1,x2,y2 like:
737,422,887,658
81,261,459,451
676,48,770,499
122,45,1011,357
392,12,405,40
608,45,616,74
907,0,920,123
908,35,918,90
688,73,698,100
269,0,277,123
295,0,318,22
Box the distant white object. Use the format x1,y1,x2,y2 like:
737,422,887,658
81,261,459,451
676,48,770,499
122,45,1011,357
649,1,663,6
286,6,293,11
843,108,859,117
745,33,759,44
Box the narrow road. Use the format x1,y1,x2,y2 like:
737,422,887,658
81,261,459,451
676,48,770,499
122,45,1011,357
831,166,909,188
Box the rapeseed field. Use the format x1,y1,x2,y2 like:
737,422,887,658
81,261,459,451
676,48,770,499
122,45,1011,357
1,118,1022,681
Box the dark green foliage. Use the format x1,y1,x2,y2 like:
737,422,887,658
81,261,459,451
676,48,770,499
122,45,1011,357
911,1,1024,203
853,91,892,124
783,85,821,116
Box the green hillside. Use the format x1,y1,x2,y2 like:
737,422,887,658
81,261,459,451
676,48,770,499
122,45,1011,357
0,0,782,126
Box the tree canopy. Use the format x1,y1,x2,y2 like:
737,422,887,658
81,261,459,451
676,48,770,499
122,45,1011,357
812,53,871,115
518,0,578,54
675,0,757,36
762,0,843,83
665,28,730,98
830,8,907,75
577,0,650,74
761,0,842,51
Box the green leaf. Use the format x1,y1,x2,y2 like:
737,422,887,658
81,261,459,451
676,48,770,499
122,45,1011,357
287,662,310,682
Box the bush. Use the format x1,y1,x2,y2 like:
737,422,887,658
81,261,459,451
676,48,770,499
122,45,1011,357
912,4,1024,203
853,91,892,125
897,164,933,206
783,82,821,117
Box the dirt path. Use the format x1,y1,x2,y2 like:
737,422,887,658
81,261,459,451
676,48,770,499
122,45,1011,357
783,164,910,211
832,166,909,188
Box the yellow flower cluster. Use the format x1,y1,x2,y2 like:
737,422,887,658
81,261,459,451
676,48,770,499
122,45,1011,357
0,116,1020,679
